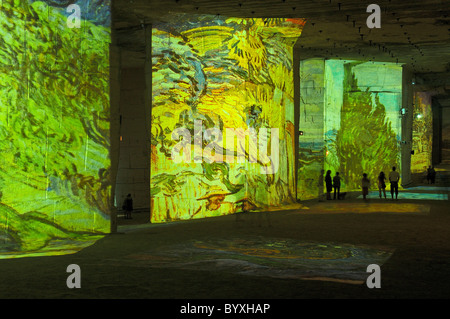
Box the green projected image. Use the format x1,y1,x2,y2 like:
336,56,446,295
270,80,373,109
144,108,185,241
411,92,433,173
444,111,450,163
151,15,305,222
0,0,111,258
298,59,403,199
298,59,326,200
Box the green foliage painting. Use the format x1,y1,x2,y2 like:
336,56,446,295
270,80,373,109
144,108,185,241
0,0,111,258
297,59,326,200
332,62,400,189
297,59,402,198
411,92,432,173
325,61,402,190
152,14,305,222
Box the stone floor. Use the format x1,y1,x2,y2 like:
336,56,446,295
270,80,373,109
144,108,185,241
0,166,449,303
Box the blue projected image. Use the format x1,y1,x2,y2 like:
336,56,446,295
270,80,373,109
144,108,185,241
358,191,448,201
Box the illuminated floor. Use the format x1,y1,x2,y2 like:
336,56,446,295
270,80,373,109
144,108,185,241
405,186,450,191
126,236,394,284
0,235,104,259
357,191,448,201
302,202,431,214
0,179,449,298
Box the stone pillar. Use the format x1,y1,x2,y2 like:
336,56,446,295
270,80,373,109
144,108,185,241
114,25,152,217
116,67,150,211
401,65,414,186
109,43,121,233
293,47,300,201
432,98,442,165
144,24,152,218
297,58,326,200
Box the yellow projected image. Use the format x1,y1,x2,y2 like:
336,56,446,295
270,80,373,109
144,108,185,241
151,15,305,222
0,0,111,258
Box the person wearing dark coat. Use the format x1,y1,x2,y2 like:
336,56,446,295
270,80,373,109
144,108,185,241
325,170,333,200
333,172,341,200
430,166,436,184
123,194,133,219
426,166,432,184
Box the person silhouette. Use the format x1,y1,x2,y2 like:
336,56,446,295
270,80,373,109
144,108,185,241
361,173,370,200
325,170,333,200
389,166,400,200
426,166,432,184
430,166,436,184
318,169,325,202
333,172,341,200
124,194,133,219
377,172,387,199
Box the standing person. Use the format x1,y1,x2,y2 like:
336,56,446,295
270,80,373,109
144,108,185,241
430,166,436,184
123,193,133,219
377,172,387,199
333,172,341,200
389,166,400,200
426,166,432,184
318,169,325,202
325,170,333,200
361,173,370,200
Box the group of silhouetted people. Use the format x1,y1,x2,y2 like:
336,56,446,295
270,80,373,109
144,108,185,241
363,166,401,200
319,166,402,201
321,170,342,201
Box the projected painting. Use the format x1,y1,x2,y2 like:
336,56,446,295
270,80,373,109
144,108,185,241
152,15,305,222
126,236,394,284
442,105,450,163
297,59,325,200
0,0,111,258
298,60,402,198
325,61,402,190
411,92,432,173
